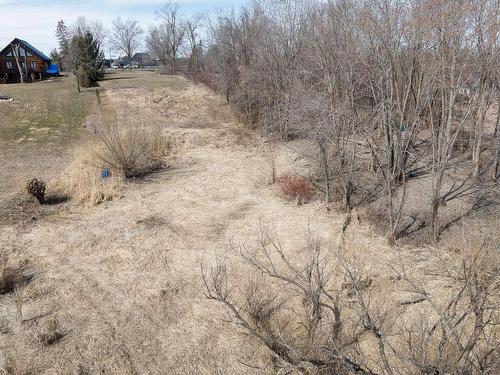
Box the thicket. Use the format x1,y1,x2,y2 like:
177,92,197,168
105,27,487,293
201,0,500,242
203,224,499,374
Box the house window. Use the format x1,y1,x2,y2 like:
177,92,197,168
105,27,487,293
21,62,26,70
6,48,31,57
30,61,37,69
6,61,13,69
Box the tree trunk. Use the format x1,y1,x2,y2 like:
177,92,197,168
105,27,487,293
319,142,331,203
430,198,440,242
24,53,29,82
11,44,25,83
472,82,488,178
76,68,80,93
493,98,500,180
342,181,351,212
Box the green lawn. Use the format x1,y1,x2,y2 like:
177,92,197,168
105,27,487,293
0,74,95,143
0,70,188,144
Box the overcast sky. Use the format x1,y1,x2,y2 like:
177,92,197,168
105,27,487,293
0,0,246,56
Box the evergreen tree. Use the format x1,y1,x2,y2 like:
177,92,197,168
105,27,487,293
70,31,104,89
49,48,61,66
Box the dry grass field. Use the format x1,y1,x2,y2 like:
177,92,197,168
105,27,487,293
0,71,498,374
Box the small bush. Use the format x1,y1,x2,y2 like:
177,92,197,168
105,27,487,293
26,179,46,204
277,175,314,205
93,123,165,178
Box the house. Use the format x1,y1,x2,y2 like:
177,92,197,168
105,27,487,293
0,38,51,83
103,59,112,69
131,52,157,67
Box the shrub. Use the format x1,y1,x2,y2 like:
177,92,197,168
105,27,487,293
26,178,46,204
277,175,314,205
93,122,165,178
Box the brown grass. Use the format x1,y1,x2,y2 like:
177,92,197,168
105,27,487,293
51,146,121,207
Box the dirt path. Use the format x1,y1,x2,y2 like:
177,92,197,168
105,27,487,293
0,77,396,374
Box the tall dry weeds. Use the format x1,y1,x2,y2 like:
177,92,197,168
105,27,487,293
51,146,120,207
91,109,166,178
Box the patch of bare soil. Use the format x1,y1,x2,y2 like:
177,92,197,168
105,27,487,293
0,77,493,373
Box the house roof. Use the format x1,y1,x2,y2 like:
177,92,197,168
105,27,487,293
0,38,51,61
132,52,153,61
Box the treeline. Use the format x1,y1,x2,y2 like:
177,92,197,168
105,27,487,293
146,3,203,75
49,4,204,87
201,0,500,241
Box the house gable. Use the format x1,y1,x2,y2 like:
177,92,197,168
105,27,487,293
0,38,51,62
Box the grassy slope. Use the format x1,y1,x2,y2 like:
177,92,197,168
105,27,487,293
0,70,186,201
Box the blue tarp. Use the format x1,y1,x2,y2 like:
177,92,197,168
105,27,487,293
46,64,60,75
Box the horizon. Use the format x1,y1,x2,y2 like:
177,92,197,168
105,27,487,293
0,0,247,57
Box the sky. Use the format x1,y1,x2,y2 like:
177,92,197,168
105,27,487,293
0,0,247,56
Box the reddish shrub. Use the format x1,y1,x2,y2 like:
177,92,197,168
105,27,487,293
278,175,314,205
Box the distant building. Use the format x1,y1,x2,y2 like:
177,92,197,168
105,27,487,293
0,38,51,83
113,53,158,69
132,53,157,67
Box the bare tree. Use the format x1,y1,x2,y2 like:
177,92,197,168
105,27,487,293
156,2,186,74
469,0,500,179
492,91,500,179
424,1,478,241
146,25,171,68
10,42,25,83
110,18,144,70
186,14,203,74
392,246,499,374
70,17,107,47
202,0,499,242
264,138,279,184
